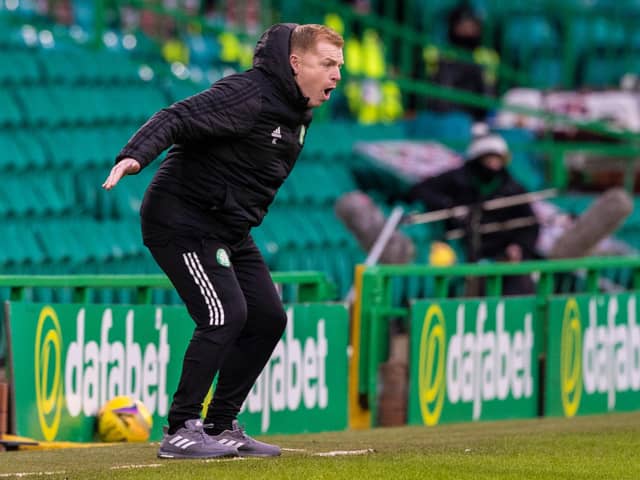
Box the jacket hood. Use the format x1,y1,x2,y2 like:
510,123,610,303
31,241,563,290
252,23,309,110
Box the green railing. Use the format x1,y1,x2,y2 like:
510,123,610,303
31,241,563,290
356,256,640,425
0,271,336,363
0,271,335,304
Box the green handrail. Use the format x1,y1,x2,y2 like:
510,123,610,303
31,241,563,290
0,271,336,304
356,255,640,425
393,76,640,142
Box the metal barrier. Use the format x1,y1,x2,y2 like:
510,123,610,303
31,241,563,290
352,256,640,425
0,271,336,304
0,271,336,364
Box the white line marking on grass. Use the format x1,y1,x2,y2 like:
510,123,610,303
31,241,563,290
203,457,250,463
313,449,375,457
281,448,307,452
0,472,66,478
110,464,163,470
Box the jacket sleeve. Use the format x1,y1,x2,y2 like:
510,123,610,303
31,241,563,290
479,180,541,259
115,75,262,169
405,169,461,211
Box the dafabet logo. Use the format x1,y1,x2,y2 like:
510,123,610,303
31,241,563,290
35,306,64,441
33,306,171,440
560,298,582,417
418,305,446,426
559,296,640,417
417,302,534,425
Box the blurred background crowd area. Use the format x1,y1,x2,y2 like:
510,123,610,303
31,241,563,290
8,0,640,121
1,0,640,305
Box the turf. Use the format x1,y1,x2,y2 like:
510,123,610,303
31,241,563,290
2,412,639,479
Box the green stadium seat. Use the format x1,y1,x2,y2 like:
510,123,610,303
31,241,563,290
495,128,545,192
69,85,117,125
32,173,73,216
250,225,278,267
33,220,78,264
110,169,152,219
3,222,46,265
581,57,623,88
112,85,168,124
528,56,563,89
0,134,24,172
103,126,136,160
0,89,24,127
78,127,111,167
16,86,61,126
13,130,49,170
104,219,145,258
93,50,142,84
38,129,75,167
0,51,41,84
38,49,79,83
407,111,472,148
502,15,559,66
260,210,302,250
304,121,357,162
44,127,112,168
0,177,39,217
287,162,338,205
271,175,295,205
569,16,627,63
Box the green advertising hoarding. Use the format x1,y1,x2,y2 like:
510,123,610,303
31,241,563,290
4,302,348,442
546,293,640,418
408,298,539,426
236,303,348,435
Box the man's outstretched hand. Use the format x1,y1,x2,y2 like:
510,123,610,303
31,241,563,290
102,157,141,190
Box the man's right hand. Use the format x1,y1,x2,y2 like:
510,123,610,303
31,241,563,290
102,157,141,190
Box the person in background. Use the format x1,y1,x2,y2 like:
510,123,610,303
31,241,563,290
102,23,343,459
405,132,539,296
412,1,498,121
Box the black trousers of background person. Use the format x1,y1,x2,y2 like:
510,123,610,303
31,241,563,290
146,233,287,434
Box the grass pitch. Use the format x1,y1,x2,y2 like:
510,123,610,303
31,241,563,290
1,412,639,480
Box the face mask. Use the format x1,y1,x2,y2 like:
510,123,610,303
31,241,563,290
451,33,481,51
468,158,506,182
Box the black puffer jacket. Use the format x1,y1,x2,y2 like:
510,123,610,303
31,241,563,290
115,23,312,245
406,160,540,261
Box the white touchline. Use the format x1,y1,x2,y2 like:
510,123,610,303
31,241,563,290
314,449,375,457
0,473,66,478
203,457,251,463
110,464,164,470
281,447,307,452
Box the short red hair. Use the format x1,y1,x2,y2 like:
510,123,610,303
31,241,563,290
290,24,344,53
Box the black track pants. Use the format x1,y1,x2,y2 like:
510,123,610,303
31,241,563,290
147,234,287,432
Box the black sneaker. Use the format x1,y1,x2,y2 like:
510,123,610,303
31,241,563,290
157,419,239,459
206,420,281,457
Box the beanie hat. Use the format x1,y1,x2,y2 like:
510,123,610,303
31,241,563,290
465,133,510,163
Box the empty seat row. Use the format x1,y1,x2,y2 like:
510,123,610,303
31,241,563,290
2,85,169,127
0,217,146,267
0,48,146,85
302,121,408,161
275,161,358,206
0,126,136,171
0,172,74,218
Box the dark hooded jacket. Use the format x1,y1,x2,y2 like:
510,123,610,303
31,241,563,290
115,23,312,245
406,159,539,262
